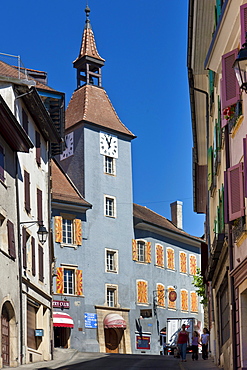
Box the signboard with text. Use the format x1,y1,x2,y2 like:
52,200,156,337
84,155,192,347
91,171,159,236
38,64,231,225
53,300,70,309
84,313,97,328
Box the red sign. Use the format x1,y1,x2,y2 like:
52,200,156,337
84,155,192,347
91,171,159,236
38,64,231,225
53,300,70,309
136,335,151,350
169,291,177,302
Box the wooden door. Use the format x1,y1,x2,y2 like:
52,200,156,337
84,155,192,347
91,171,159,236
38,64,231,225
1,308,9,366
104,329,119,353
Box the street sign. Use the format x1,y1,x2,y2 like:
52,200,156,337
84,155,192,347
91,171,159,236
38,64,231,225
84,313,97,328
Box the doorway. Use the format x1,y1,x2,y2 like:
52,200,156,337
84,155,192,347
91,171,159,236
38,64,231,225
1,306,10,366
54,327,71,348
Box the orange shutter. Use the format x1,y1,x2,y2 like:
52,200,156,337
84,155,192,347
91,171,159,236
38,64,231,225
167,249,175,270
76,269,83,296
156,245,164,267
132,239,138,261
157,284,165,306
56,267,64,294
74,219,82,245
181,290,188,311
180,252,187,273
190,255,197,275
191,292,198,312
137,281,148,304
55,216,63,243
146,242,151,263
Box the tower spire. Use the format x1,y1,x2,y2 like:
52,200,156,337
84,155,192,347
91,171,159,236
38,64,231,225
73,5,105,88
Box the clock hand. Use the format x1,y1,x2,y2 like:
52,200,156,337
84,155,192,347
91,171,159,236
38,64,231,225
105,136,112,149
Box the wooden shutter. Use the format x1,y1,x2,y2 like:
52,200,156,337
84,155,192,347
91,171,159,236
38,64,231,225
7,220,16,259
156,244,164,267
215,0,222,24
132,239,137,261
243,136,247,197
76,269,83,296
37,189,42,223
55,216,63,243
38,245,44,282
22,227,27,269
145,242,151,263
191,292,198,313
240,3,247,47
222,49,240,109
207,146,213,190
56,267,64,294
157,284,165,307
24,170,31,213
227,163,245,221
73,219,82,245
137,280,148,304
35,131,41,166
224,171,229,224
0,145,4,182
27,304,37,350
181,290,188,311
31,237,36,276
189,255,197,275
22,108,28,134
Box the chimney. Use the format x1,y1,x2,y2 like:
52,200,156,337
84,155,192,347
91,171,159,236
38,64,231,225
170,201,183,229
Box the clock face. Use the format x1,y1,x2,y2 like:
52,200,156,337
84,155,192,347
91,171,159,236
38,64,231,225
60,132,74,160
100,132,118,158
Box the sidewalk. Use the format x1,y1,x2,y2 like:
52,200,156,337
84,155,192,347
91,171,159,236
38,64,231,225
178,354,219,370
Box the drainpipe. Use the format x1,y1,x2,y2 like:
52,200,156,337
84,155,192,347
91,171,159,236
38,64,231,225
224,124,237,370
15,152,23,365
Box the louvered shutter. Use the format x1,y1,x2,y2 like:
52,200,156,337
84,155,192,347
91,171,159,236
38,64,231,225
224,171,229,224
55,216,63,243
132,239,138,261
38,245,44,282
243,136,247,197
215,0,222,24
137,281,148,304
240,3,247,47
22,227,27,269
76,269,83,296
56,267,64,294
0,145,4,182
37,189,42,223
24,170,31,213
227,163,245,221
73,219,82,245
207,146,213,190
31,237,36,276
222,49,240,109
220,80,228,128
145,242,151,263
7,220,16,259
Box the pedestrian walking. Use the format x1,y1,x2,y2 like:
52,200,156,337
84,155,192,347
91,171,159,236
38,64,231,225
191,331,200,361
201,327,210,360
177,324,189,362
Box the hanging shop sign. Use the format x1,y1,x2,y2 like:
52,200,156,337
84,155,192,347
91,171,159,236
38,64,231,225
53,300,70,309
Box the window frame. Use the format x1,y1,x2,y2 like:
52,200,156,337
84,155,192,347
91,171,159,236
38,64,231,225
106,284,118,307
105,249,118,273
104,195,116,218
137,240,145,263
63,268,75,295
104,156,116,175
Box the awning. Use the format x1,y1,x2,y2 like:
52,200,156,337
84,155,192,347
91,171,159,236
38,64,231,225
104,313,126,329
53,312,74,328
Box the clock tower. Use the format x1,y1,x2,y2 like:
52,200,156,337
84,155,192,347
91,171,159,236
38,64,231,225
59,5,136,353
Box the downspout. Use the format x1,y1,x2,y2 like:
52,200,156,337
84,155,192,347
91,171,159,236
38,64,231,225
224,124,237,370
15,152,23,365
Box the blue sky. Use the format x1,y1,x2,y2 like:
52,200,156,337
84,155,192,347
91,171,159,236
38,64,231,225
0,0,205,237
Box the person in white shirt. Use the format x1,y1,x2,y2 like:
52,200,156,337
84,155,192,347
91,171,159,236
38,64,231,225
201,327,210,360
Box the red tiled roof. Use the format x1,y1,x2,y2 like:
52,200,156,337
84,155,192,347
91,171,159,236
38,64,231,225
51,159,91,208
0,61,55,91
75,27,105,63
65,84,135,137
133,203,203,241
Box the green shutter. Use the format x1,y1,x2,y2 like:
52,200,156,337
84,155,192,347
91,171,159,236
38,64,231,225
208,146,213,190
208,70,215,96
218,186,224,233
216,0,222,24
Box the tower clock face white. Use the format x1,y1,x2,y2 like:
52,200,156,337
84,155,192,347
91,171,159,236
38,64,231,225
60,132,74,160
100,132,118,158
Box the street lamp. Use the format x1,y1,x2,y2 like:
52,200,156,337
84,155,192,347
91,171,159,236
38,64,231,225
20,221,48,245
233,33,247,92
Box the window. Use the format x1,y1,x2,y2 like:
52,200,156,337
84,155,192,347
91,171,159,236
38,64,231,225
64,269,74,295
166,248,175,270
0,145,4,182
37,189,42,223
179,252,187,274
132,239,151,263
24,170,31,213
227,163,244,221
56,267,83,296
137,280,148,304
54,216,82,247
105,196,116,217
7,220,16,259
106,285,118,307
156,244,164,267
38,245,44,282
181,289,189,312
140,309,152,318
104,156,115,175
106,249,118,273
35,131,41,166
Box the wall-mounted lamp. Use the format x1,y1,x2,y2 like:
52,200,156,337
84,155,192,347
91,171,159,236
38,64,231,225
20,221,48,245
233,33,247,92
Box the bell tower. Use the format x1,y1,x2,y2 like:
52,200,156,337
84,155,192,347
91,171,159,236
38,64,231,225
73,6,105,88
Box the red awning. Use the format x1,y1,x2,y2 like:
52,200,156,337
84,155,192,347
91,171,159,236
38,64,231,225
104,313,126,329
53,312,74,328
